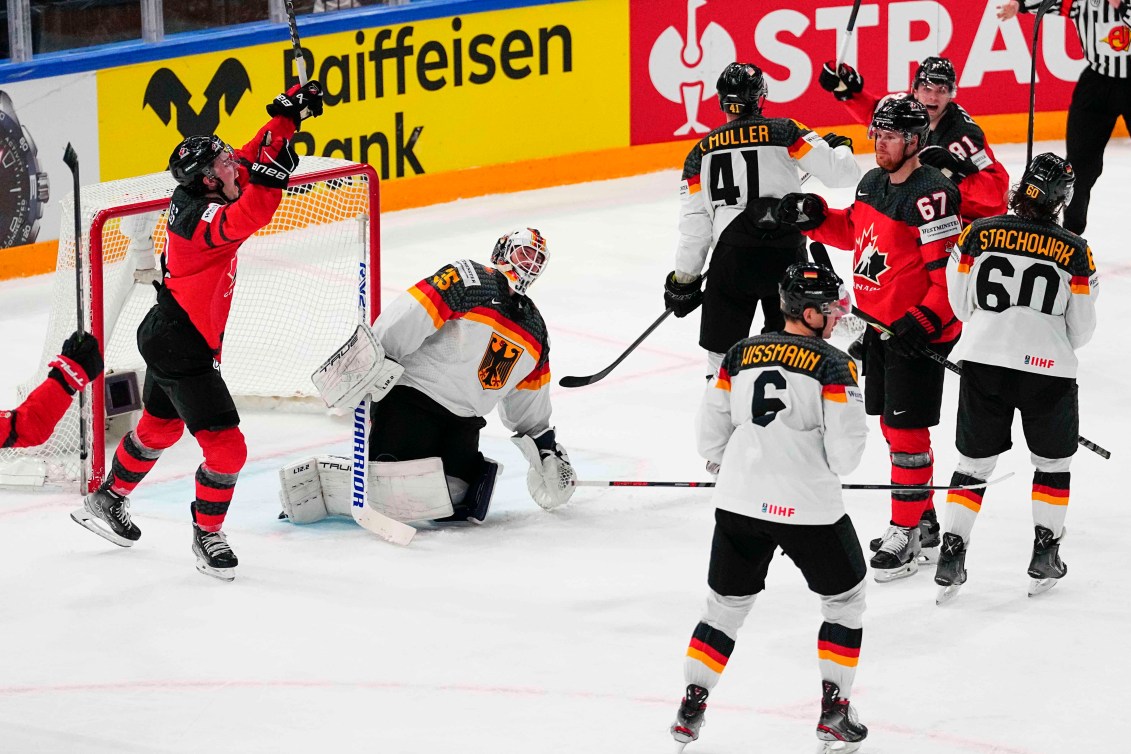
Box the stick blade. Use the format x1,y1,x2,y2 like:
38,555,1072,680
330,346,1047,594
63,143,79,171
558,374,597,388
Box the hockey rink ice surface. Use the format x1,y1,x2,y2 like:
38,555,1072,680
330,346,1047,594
0,140,1123,753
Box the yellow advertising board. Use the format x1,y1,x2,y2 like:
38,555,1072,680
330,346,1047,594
98,1,630,183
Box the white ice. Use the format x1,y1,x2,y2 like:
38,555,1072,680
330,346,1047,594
0,139,1124,753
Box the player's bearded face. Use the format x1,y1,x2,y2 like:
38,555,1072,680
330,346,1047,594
874,130,914,171
914,82,953,125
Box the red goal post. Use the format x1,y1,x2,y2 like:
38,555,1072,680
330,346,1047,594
0,156,380,491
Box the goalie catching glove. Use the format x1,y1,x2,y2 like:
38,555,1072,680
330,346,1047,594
312,324,404,409
511,427,576,510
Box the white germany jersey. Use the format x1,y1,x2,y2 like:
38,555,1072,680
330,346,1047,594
699,332,867,526
675,115,861,276
948,215,1098,378
372,259,554,436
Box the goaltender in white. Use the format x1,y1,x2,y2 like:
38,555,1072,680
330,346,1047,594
279,228,576,527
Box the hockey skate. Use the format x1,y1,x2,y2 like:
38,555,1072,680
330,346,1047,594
192,524,238,581
816,681,867,753
870,508,938,564
1027,526,1066,597
70,488,141,547
869,524,920,582
934,532,968,605
670,684,708,751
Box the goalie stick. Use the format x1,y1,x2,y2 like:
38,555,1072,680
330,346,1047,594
571,473,1014,492
63,143,90,492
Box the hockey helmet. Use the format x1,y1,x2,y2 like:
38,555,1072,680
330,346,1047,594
717,62,768,115
869,97,931,148
913,56,957,91
492,228,549,295
1019,153,1075,209
169,135,234,194
779,263,850,319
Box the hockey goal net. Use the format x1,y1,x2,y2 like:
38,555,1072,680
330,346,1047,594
0,156,379,490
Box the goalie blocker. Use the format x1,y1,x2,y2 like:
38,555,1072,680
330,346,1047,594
312,324,404,410
279,454,502,525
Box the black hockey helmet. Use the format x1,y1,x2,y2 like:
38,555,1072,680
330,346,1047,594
1019,153,1075,210
780,263,849,319
913,56,957,90
870,97,931,147
717,62,768,115
168,135,234,194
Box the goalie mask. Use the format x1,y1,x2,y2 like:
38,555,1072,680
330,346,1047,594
491,228,549,295
169,135,235,195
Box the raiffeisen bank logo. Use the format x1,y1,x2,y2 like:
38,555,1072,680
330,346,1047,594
648,0,736,136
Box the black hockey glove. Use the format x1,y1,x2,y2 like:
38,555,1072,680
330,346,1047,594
776,193,828,231
664,271,704,318
822,132,854,152
266,80,325,128
918,146,968,183
818,61,864,101
49,331,103,394
886,307,942,360
249,135,299,189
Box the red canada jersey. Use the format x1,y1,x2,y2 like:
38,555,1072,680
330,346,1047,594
162,115,296,359
807,165,963,343
1,376,72,449
843,92,1008,220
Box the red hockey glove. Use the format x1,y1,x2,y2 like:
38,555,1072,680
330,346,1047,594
249,134,299,189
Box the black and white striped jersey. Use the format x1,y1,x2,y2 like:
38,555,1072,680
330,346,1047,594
1021,0,1131,78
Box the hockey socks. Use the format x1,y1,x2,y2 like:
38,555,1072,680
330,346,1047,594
817,622,862,704
104,422,178,496
192,427,247,532
1032,471,1069,538
944,471,987,542
684,621,735,690
882,424,934,527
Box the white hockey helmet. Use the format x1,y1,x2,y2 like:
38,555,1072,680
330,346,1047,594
491,228,548,295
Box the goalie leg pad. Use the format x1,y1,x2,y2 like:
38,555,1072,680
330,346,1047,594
278,457,330,524
371,457,454,522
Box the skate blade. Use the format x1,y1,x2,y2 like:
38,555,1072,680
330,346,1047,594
873,559,919,583
817,741,862,754
195,560,236,582
935,583,963,605
70,508,136,548
1028,577,1059,597
917,546,939,565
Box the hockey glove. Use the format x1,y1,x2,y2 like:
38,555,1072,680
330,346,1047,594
776,193,828,231
49,331,103,394
266,80,325,128
664,271,704,318
886,307,942,360
818,61,864,101
249,134,300,189
917,146,968,183
822,132,854,152
512,428,576,510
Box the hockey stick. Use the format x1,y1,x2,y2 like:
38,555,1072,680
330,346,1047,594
63,143,89,492
348,242,415,545
572,473,1014,492
850,305,1111,460
283,0,308,85
835,0,864,68
1027,0,1058,168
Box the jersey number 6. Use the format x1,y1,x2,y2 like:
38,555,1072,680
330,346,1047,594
751,369,787,426
974,256,1060,315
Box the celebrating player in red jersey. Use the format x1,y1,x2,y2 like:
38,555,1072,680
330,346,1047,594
778,98,963,583
70,81,324,581
1,332,102,449
820,56,1009,220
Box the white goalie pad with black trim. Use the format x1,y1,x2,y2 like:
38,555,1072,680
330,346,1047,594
279,455,453,524
311,325,404,409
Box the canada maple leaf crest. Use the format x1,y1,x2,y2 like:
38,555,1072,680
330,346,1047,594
853,224,889,284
